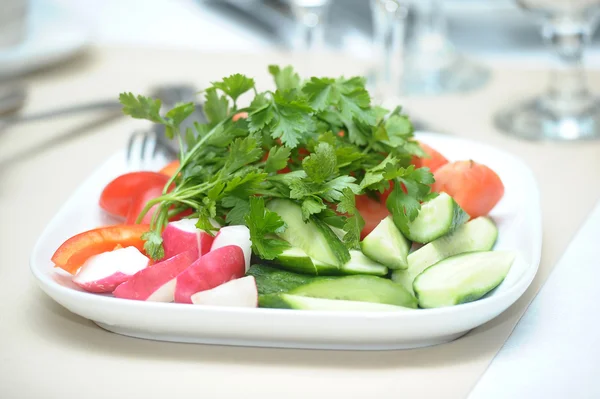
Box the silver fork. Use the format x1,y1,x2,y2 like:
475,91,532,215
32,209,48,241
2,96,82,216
126,128,161,170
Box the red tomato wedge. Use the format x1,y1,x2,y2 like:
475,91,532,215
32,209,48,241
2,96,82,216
355,194,390,239
432,160,504,218
99,172,170,219
159,160,180,177
411,142,449,173
51,224,150,274
125,184,165,224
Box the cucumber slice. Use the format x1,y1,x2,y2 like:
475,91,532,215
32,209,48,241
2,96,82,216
413,251,516,308
246,264,323,295
290,275,418,308
402,193,469,244
360,216,410,270
273,247,339,275
267,199,350,267
273,247,389,276
259,294,414,312
343,250,388,276
392,217,498,294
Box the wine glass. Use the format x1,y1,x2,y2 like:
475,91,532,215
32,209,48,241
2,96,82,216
494,0,600,140
401,0,490,95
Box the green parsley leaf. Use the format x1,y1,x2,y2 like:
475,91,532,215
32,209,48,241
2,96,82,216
245,197,291,260
119,93,164,124
343,214,364,249
223,137,263,174
269,91,315,148
302,142,337,183
265,146,291,173
335,188,364,249
269,65,301,91
383,114,413,147
141,231,164,261
247,104,274,133
303,77,337,111
222,196,251,225
212,74,255,102
196,207,219,234
204,88,229,125
301,197,326,220
321,175,359,202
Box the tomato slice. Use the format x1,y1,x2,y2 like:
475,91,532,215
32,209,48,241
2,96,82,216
355,194,390,239
125,185,165,224
432,160,504,218
411,142,449,173
51,224,149,274
99,172,170,219
159,160,180,177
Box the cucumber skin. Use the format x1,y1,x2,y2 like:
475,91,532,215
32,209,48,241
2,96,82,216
401,195,469,244
267,199,350,267
259,294,413,311
311,216,351,265
270,249,389,277
246,264,329,295
392,216,499,294
413,251,515,308
259,293,296,309
290,275,418,309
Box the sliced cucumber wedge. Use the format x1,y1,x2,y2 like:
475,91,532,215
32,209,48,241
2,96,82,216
401,192,469,244
272,247,388,276
360,216,410,270
413,251,516,308
290,275,418,308
392,216,498,294
267,199,350,267
273,247,338,275
259,294,414,312
343,250,388,276
246,264,324,295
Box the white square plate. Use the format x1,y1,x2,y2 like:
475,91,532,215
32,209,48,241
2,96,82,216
30,132,542,350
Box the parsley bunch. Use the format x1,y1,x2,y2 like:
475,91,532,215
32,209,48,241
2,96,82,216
119,66,434,261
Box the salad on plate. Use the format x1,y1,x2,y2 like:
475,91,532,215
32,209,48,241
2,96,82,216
50,66,510,312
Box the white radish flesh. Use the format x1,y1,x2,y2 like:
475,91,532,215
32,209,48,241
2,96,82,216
174,245,245,304
210,225,252,272
72,247,149,293
191,276,258,308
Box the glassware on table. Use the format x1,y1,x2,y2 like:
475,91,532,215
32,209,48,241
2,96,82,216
369,0,409,101
495,0,600,141
401,0,490,95
289,0,332,51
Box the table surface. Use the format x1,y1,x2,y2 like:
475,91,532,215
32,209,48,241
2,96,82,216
1,46,600,399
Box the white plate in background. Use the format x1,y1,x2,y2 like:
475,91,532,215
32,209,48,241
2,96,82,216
0,0,90,78
29,132,542,350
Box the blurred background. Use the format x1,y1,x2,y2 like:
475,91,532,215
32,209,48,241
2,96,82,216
3,0,600,78
3,0,600,140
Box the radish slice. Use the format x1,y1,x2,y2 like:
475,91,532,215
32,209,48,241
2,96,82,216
162,218,220,259
174,245,245,304
113,250,196,302
210,225,252,272
191,276,258,308
72,247,149,293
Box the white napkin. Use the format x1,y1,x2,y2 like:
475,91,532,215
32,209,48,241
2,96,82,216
468,199,600,398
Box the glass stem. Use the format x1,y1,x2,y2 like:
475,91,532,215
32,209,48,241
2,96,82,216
542,22,592,113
